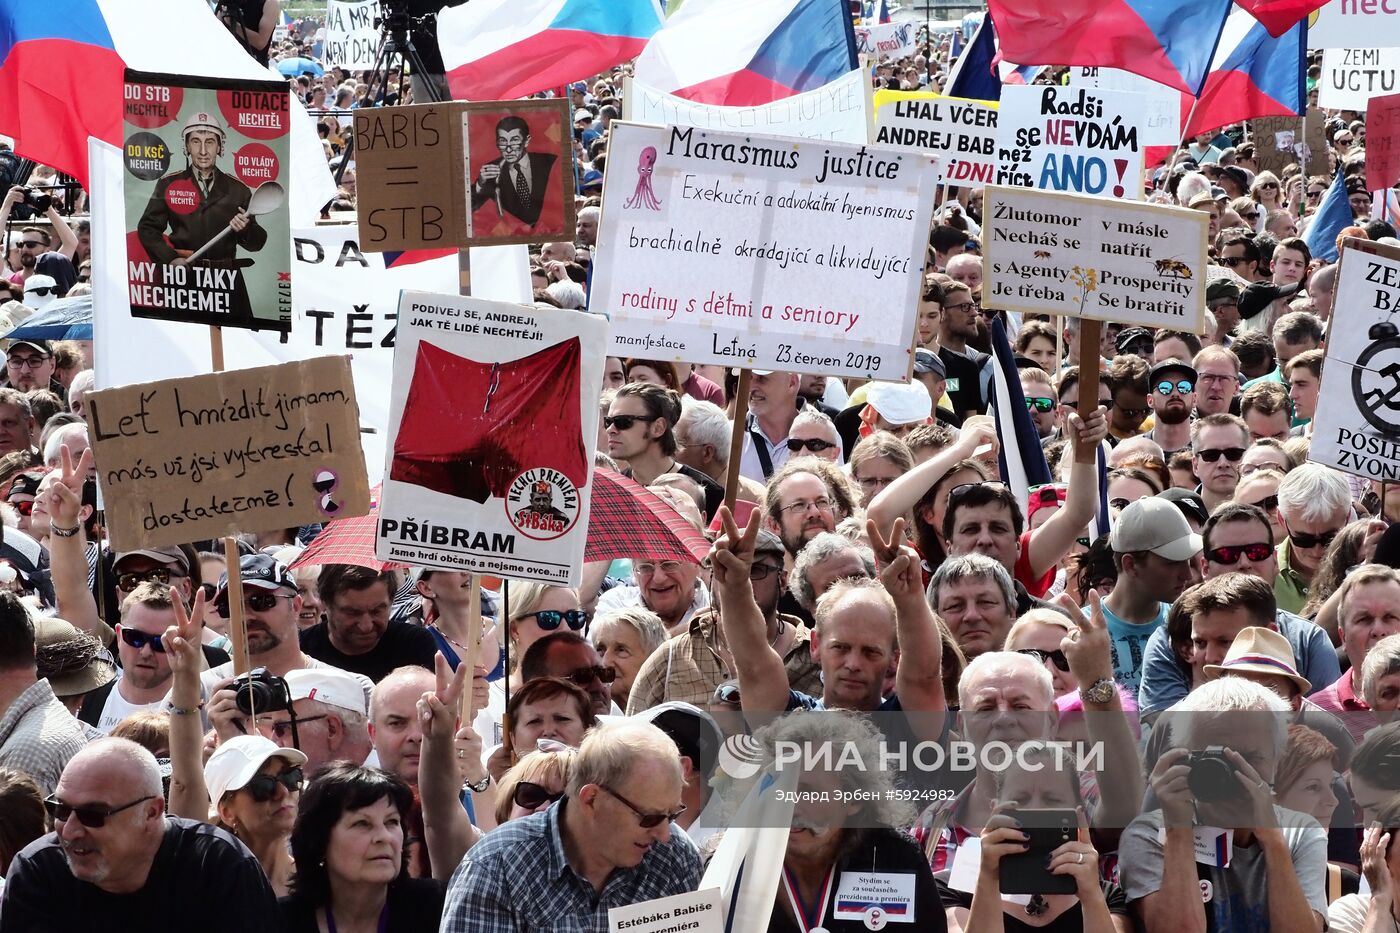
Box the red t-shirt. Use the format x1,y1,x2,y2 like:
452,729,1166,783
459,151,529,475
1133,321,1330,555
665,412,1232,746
682,372,724,406
1014,529,1056,598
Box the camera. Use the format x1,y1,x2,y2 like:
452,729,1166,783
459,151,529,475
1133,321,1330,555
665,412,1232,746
233,667,294,717
21,188,51,215
1186,746,1240,803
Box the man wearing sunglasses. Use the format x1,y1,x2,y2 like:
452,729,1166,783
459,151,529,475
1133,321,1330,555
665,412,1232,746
300,564,437,684
1,737,280,930
1217,235,1266,285
1191,413,1250,514
1143,359,1197,456
82,583,179,734
607,382,723,521
937,280,991,418
520,631,619,715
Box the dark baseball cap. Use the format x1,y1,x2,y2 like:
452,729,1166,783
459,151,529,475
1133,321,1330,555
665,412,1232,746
913,348,946,378
1116,327,1153,354
1158,488,1210,527
1206,278,1240,304
114,546,191,577
6,340,50,357
1149,359,1197,385
216,553,296,597
636,701,723,780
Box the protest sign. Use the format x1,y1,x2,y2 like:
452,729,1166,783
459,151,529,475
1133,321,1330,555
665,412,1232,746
378,292,606,585
353,103,469,253
994,85,1145,199
463,98,576,246
982,185,1207,332
123,71,292,331
608,889,724,933
1309,0,1400,50
1319,48,1400,110
590,122,938,381
323,0,379,70
1368,92,1400,192
87,356,370,550
873,90,1000,186
1308,238,1400,481
1069,67,1180,148
855,21,917,59
1248,111,1328,175
623,70,870,143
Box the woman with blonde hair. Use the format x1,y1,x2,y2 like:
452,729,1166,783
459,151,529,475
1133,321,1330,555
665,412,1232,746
1250,170,1284,211
493,747,578,825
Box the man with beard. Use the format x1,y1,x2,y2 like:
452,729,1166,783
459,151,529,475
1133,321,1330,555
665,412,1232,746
82,584,180,734
1144,360,1196,455
938,281,991,418
762,459,856,560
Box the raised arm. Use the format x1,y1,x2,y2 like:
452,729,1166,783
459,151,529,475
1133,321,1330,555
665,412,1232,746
1026,409,1107,578
712,506,790,713
166,589,212,821
42,446,107,641
870,517,944,719
419,653,482,879
866,421,997,532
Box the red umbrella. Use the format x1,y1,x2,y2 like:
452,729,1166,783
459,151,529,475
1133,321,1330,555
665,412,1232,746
585,469,711,565
289,487,407,572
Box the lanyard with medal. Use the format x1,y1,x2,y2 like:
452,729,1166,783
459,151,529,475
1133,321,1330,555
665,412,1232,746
781,863,837,933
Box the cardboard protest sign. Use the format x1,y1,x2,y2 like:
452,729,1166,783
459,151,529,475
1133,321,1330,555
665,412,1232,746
608,890,724,933
590,122,938,382
123,71,292,332
1069,67,1180,149
1368,92,1400,192
353,103,469,253
378,292,606,585
463,99,576,246
1249,112,1327,176
623,70,870,143
982,185,1207,332
323,0,379,70
1308,238,1400,481
86,356,370,550
1319,48,1400,110
1309,0,1400,50
873,90,1000,186
994,85,1145,200
855,21,917,59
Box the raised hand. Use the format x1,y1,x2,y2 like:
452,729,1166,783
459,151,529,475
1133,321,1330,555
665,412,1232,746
978,801,1029,876
418,652,466,743
162,585,206,678
1361,824,1393,899
709,504,760,590
868,517,921,605
1053,588,1114,690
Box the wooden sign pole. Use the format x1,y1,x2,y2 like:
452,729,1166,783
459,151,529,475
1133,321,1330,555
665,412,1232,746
724,369,754,511
1074,319,1103,465
458,574,483,723
208,325,251,675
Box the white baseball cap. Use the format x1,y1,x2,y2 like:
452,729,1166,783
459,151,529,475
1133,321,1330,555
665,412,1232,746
866,380,932,425
1109,498,1202,561
204,735,306,803
284,667,368,716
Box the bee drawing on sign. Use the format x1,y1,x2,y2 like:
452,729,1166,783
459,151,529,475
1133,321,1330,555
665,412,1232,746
1153,258,1193,279
1034,250,1052,260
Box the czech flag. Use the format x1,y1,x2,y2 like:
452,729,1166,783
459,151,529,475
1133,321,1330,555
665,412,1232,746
438,0,664,101
634,0,857,106
1303,169,1352,263
987,317,1053,519
1231,0,1328,37
383,249,458,268
986,0,1234,95
1183,7,1306,136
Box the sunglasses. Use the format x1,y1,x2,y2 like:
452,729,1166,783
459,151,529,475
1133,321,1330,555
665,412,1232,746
25,287,55,297
1259,182,1278,190
44,794,154,829
1307,190,1325,199
120,628,166,653
1025,396,1055,413
598,784,685,828
526,609,587,631
199,582,218,601
266,714,328,741
513,781,565,811
603,414,659,430
8,499,31,516
1197,447,1245,463
1240,212,1259,221
565,665,616,687
787,438,838,453
1206,542,1273,565
1110,402,1151,420
1155,380,1195,396
18,241,42,249
243,766,303,802
118,567,172,591
1245,494,1279,512
1288,527,1340,550
1221,256,1250,267
1015,647,1070,672
948,481,1008,502
713,683,741,705
215,590,295,618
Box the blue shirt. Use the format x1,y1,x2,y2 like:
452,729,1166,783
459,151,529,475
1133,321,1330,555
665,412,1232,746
440,798,701,933
1093,598,1168,693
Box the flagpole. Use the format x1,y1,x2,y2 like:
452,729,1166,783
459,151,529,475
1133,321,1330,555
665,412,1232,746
724,369,753,511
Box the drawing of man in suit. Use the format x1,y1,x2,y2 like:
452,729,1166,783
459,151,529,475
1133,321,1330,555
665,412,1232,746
471,114,557,230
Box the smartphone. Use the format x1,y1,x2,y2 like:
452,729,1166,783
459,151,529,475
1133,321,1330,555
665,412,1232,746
998,808,1078,895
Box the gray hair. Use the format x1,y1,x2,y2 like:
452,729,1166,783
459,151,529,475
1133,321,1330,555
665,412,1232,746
790,407,840,444
958,650,1053,709
677,398,730,464
1362,633,1400,709
592,606,667,658
568,720,682,796
927,553,1016,618
43,422,86,466
68,369,95,405
578,206,600,223
546,279,587,310
790,532,876,611
1171,676,1289,751
1277,462,1351,525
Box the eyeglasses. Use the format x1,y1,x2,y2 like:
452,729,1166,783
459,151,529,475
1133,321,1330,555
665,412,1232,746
564,665,616,687
603,414,659,430
712,683,741,705
1206,542,1273,565
199,582,218,601
943,301,975,314
750,562,784,582
778,497,834,517
1244,494,1279,512
214,590,296,618
18,241,41,250
1259,182,1278,190
787,438,838,453
1197,447,1245,463
1287,527,1340,550
1015,647,1070,672
8,499,31,516
24,287,54,297
1109,401,1151,420
1240,212,1259,222
513,781,565,811
6,356,46,369
1155,380,1195,396
267,715,328,741
598,784,685,828
525,609,587,631
117,567,172,591
1025,396,1055,413
120,628,167,653
857,476,895,491
243,766,303,801
634,560,684,577
1307,189,1326,199
44,794,155,829
948,481,1008,504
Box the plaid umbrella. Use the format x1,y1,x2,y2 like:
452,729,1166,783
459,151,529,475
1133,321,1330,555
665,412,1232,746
585,469,711,565
288,487,408,572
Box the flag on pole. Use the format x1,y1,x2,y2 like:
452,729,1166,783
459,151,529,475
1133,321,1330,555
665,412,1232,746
988,318,1053,518
945,15,1041,102
1302,170,1354,263
1183,7,1306,136
701,765,797,932
1231,0,1329,37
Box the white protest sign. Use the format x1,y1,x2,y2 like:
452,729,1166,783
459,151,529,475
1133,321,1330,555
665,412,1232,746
323,0,379,70
591,122,938,381
624,70,870,143
856,21,918,59
833,871,918,924
1308,238,1400,480
873,90,1000,186
608,889,724,933
995,85,1146,200
1069,67,1181,148
1308,0,1400,50
378,292,606,585
1319,48,1400,110
982,185,1207,331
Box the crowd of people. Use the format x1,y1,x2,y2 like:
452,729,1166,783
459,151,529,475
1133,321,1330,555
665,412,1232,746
0,10,1395,933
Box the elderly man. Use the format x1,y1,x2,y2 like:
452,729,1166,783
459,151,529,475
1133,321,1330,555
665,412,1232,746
1275,464,1353,614
1206,278,1244,343
441,721,700,932
257,668,373,774
594,550,710,636
299,564,437,683
739,370,805,483
625,530,817,713
1192,413,1250,514
0,738,279,930
785,408,842,462
1308,566,1400,742
674,399,766,504
927,553,1017,659
369,665,437,785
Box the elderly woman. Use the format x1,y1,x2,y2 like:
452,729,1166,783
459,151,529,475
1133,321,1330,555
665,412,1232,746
787,408,843,463
1363,633,1400,716
590,607,666,708
486,677,598,783
494,748,578,825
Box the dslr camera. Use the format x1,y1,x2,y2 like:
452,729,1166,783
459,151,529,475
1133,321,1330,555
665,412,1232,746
20,188,52,214
233,667,294,717
1185,746,1239,803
